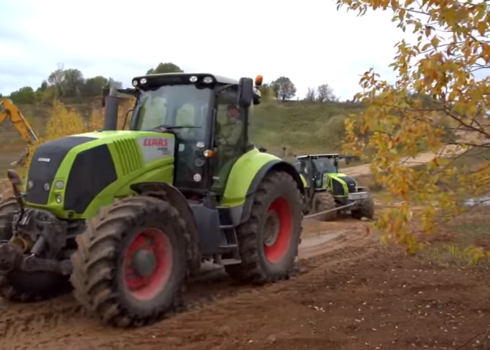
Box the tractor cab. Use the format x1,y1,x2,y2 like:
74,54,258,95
295,154,340,190
104,73,263,198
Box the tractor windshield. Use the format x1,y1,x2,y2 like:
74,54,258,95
313,158,338,173
132,84,211,140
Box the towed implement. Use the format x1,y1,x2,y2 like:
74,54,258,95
293,153,374,221
0,73,304,327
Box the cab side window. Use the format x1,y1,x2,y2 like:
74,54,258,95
211,89,244,194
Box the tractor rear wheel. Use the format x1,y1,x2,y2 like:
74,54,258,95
312,192,337,221
225,171,302,284
71,195,188,327
351,195,375,220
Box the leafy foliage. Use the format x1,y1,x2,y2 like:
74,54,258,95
146,62,183,75
10,87,36,104
317,83,339,102
271,76,297,101
303,84,339,102
337,0,490,254
3,62,188,104
305,88,316,101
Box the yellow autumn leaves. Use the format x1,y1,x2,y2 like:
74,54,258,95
337,0,490,254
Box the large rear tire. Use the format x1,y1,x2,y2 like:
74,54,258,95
225,171,303,284
70,195,188,327
312,192,337,221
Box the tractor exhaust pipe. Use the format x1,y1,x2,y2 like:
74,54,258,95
104,95,119,131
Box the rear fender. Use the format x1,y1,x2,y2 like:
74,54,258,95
221,149,304,226
240,160,303,224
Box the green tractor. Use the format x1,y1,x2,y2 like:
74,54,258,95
0,73,304,327
292,153,374,221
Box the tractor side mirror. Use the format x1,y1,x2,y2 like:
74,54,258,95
237,78,254,108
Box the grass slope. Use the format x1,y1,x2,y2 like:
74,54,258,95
1,99,363,158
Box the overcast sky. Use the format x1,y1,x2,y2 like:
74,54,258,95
0,0,410,100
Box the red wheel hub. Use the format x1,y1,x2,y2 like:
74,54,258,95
123,228,172,300
263,197,293,263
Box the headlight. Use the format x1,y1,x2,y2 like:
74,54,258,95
55,180,64,189
55,195,62,204
43,183,50,191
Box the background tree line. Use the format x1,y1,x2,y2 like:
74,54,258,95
2,61,340,105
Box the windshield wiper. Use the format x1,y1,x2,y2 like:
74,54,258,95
156,125,201,129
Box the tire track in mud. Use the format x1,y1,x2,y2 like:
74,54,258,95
0,217,375,349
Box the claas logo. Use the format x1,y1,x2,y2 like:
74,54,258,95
143,138,168,147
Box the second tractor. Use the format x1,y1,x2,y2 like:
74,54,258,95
293,153,374,221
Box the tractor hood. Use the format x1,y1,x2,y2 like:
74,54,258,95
324,173,357,196
25,131,176,214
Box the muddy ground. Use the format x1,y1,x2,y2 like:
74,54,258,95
0,211,489,350
1,130,489,349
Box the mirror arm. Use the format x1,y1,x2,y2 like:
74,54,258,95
216,84,233,94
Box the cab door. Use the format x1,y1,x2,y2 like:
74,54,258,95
210,88,245,195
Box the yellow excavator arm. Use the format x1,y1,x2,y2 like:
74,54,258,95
0,98,39,167
0,98,39,143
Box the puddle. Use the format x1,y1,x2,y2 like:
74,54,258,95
464,196,490,207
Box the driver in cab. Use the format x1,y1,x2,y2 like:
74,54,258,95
217,104,242,150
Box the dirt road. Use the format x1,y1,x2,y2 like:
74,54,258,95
1,212,489,350
343,144,465,177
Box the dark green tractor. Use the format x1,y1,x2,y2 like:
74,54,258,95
293,153,374,221
0,73,304,327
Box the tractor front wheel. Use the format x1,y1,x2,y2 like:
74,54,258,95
312,192,337,221
71,196,188,327
0,191,17,241
225,171,302,284
351,195,375,220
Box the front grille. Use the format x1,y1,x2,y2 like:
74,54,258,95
64,145,117,214
332,179,345,196
341,176,357,194
113,138,143,175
